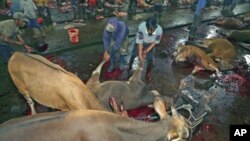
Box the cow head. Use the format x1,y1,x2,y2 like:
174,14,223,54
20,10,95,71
174,45,195,62
174,45,205,68
154,96,190,141
174,45,187,62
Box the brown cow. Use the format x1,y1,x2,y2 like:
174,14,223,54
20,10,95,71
242,13,250,23
197,38,236,70
215,17,246,29
174,45,222,76
0,97,191,141
86,61,171,111
8,52,107,115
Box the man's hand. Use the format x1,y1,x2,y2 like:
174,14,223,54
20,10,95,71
103,52,110,62
3,35,25,46
24,45,34,53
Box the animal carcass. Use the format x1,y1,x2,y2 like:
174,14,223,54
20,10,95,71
197,38,236,70
86,61,171,111
174,45,221,76
222,29,250,44
8,52,107,115
215,17,246,29
0,97,191,141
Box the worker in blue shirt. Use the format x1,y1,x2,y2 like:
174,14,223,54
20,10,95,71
103,17,129,72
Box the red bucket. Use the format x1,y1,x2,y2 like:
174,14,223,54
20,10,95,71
37,17,43,24
68,28,79,44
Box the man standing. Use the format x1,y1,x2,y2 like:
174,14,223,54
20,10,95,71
20,0,45,38
103,17,129,72
153,0,168,21
189,0,206,40
7,0,21,14
128,0,137,19
0,12,32,63
129,17,163,82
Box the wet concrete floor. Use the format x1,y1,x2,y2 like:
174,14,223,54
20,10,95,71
51,24,250,141
22,3,250,55
1,3,250,141
1,23,249,141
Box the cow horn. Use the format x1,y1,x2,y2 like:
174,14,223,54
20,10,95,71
154,97,168,119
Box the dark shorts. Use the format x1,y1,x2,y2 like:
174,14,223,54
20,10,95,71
0,44,14,63
28,18,42,29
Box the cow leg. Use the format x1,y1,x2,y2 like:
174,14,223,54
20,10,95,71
191,66,204,74
208,64,222,77
207,53,216,60
109,97,128,117
24,95,37,115
208,53,221,62
15,81,37,114
128,67,143,83
91,60,106,76
86,60,106,89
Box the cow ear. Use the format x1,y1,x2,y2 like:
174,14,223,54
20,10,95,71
154,96,168,120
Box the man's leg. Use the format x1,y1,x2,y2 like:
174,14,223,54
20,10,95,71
189,14,201,40
119,54,129,80
128,44,138,75
154,5,163,21
118,37,129,70
28,18,45,37
145,48,155,83
129,0,137,19
128,0,134,16
0,45,14,64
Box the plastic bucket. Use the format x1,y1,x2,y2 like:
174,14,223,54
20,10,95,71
37,17,43,24
68,28,79,44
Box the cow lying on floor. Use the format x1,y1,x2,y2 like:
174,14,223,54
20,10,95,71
196,38,236,70
174,45,222,76
214,17,247,29
86,61,171,111
219,29,250,44
0,97,191,141
8,52,107,115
